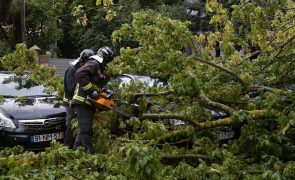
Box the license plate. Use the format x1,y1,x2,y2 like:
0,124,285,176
30,132,64,143
216,131,235,140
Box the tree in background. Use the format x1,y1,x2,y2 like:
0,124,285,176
1,0,207,58
0,0,67,56
0,0,20,52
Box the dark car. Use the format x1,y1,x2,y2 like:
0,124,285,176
0,71,66,150
106,74,237,141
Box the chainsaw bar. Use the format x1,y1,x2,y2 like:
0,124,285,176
112,106,132,118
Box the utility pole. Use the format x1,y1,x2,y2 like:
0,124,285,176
20,0,26,45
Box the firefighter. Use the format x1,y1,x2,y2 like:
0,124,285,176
63,49,95,148
71,46,114,153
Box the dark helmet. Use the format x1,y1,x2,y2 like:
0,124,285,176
97,46,114,63
80,49,95,62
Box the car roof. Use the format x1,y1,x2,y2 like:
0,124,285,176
0,71,15,79
121,73,162,82
0,71,14,74
0,71,30,76
121,73,150,79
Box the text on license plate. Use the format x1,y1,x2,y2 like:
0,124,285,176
30,132,64,143
216,131,235,141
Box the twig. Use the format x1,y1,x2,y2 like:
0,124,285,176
275,57,295,83
281,123,291,135
234,21,295,67
236,169,263,174
283,8,295,11
235,50,260,67
208,168,221,173
67,172,79,180
161,153,211,160
115,137,150,143
262,32,295,71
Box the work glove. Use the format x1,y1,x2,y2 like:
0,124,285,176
102,88,114,98
89,90,100,100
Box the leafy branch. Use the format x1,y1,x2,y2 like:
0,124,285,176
133,89,235,114
194,56,249,88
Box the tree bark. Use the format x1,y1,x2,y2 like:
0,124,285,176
20,0,26,45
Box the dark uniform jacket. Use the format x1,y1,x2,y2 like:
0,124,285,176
63,63,80,106
71,59,105,106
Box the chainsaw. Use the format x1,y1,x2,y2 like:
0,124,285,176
89,90,132,118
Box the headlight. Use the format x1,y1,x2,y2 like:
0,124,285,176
0,111,16,128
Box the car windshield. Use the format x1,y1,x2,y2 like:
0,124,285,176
107,75,167,89
0,73,49,97
133,75,168,87
107,76,133,89
132,76,157,87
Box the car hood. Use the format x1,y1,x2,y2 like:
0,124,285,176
0,97,66,120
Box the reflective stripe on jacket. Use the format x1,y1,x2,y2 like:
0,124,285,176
63,94,70,105
71,59,104,106
72,84,93,106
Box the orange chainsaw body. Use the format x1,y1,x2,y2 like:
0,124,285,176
90,92,132,118
92,92,115,110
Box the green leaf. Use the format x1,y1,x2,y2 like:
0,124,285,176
262,171,269,178
96,0,102,6
145,165,152,175
290,119,295,126
135,162,140,172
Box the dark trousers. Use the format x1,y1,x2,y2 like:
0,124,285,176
63,106,76,148
73,104,95,151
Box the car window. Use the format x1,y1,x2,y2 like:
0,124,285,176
107,76,133,89
133,76,156,87
134,76,168,87
0,74,49,97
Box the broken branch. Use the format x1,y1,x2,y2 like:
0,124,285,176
194,57,249,88
199,90,234,114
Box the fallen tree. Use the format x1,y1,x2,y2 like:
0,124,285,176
0,0,294,179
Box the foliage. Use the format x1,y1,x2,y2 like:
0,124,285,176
0,0,295,179
0,44,63,95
